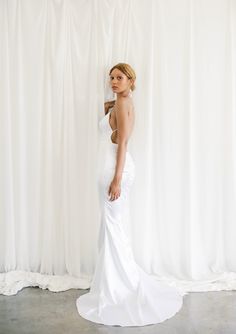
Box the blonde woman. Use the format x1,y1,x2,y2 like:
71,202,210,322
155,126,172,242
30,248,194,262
76,63,187,326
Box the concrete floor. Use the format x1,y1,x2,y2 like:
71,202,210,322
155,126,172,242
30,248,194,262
0,287,235,334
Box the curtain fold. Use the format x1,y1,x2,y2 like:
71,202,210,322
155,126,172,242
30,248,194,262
0,0,236,296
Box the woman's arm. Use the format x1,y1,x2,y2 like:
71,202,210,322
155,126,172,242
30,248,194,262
108,99,129,201
113,99,129,183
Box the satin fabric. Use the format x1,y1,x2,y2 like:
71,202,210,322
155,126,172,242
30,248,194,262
76,109,186,326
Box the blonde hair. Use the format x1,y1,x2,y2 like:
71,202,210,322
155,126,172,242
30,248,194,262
109,63,136,91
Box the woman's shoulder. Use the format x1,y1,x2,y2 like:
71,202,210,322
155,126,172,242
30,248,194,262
116,96,133,111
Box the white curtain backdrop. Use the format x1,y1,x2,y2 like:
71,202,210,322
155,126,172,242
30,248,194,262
1,0,236,296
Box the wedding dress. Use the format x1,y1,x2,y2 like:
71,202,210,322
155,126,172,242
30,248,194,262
76,107,187,327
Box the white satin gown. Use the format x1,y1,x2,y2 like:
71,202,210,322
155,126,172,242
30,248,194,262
76,108,187,327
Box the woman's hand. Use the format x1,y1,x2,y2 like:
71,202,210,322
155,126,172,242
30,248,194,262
108,178,121,201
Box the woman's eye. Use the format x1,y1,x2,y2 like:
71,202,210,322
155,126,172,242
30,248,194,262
110,76,122,80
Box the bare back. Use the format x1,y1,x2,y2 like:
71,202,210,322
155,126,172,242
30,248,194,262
108,97,135,145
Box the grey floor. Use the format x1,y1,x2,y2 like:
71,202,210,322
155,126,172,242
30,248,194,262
0,287,235,334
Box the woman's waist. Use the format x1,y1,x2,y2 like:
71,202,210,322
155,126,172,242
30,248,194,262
106,147,134,169
108,142,133,157
98,139,134,159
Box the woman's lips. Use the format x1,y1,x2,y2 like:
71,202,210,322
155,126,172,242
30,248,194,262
112,86,118,89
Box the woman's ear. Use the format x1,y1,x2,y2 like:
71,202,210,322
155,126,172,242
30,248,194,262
130,79,135,90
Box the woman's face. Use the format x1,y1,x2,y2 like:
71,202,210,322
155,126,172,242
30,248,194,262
109,68,132,94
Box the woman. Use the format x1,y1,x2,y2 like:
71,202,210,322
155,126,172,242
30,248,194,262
76,63,187,327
